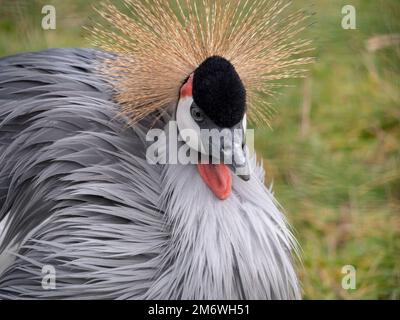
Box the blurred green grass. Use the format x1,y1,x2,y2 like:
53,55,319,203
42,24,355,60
0,0,399,299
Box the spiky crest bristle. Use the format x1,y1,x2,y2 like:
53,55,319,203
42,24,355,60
90,0,313,126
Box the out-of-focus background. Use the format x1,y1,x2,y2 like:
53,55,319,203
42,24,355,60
0,0,399,299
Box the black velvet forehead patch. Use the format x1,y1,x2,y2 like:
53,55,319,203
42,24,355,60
192,56,246,128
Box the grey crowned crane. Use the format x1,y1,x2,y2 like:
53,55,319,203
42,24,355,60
0,0,312,299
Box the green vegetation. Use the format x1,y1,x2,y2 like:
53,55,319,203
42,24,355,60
0,0,399,299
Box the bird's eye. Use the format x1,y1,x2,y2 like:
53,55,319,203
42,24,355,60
191,105,205,123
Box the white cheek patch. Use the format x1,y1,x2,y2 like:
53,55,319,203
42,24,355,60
176,96,206,155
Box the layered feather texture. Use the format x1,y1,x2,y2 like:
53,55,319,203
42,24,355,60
0,49,300,299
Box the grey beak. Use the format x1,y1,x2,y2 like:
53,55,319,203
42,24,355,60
227,144,251,181
199,124,251,182
222,124,251,181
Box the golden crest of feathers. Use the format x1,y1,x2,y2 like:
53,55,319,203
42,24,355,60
91,0,313,125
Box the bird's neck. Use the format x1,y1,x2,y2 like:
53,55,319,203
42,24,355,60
146,162,300,299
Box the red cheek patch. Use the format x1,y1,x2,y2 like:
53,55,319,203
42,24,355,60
180,74,193,98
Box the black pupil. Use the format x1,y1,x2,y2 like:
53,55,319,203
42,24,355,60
192,107,203,121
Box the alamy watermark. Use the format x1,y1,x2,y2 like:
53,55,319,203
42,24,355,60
145,121,254,167
41,5,56,30
341,265,356,290
341,5,356,30
41,264,56,290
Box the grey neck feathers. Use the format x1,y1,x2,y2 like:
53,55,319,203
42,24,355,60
145,158,301,299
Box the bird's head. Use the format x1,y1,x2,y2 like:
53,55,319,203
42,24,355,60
175,56,249,200
93,0,313,200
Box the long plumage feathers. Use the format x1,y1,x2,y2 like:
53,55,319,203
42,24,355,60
0,0,309,298
91,0,313,125
0,49,301,298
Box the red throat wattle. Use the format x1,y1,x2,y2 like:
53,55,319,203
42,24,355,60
197,163,232,200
